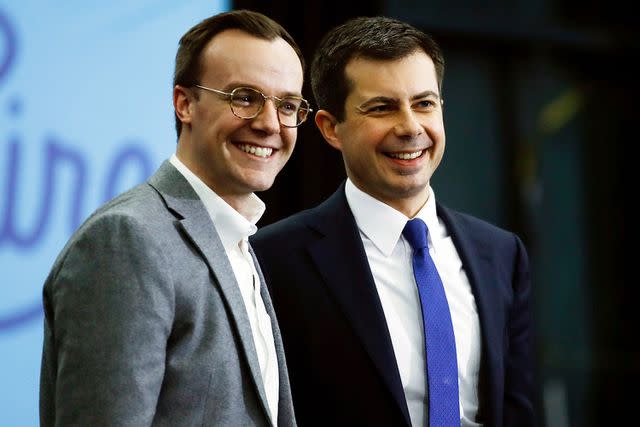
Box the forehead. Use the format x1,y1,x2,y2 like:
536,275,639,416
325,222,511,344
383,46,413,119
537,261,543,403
344,51,439,101
200,29,303,94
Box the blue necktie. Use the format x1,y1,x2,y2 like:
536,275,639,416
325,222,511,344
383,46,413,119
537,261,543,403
403,218,460,427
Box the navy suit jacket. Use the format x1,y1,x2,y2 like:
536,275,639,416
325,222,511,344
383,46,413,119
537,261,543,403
251,184,535,427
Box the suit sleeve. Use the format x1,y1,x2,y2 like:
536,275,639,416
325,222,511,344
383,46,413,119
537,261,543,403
504,234,536,426
40,214,175,426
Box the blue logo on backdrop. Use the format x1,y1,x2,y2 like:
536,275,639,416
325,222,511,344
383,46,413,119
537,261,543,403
0,11,15,84
0,9,154,332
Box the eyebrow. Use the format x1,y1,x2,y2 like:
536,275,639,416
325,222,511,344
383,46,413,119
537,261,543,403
221,82,303,98
358,90,441,108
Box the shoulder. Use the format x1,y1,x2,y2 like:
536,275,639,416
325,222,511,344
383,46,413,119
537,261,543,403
80,182,171,236
438,203,527,257
440,204,511,238
253,207,320,250
43,182,177,308
49,183,171,275
254,185,352,247
91,182,166,223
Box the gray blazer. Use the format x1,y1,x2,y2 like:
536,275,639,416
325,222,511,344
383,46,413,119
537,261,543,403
40,161,296,427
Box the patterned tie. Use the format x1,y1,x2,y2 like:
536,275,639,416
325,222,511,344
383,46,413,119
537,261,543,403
403,218,460,427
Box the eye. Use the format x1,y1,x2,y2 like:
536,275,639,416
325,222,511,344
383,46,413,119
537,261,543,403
413,98,439,111
363,104,396,114
278,98,302,116
231,89,261,107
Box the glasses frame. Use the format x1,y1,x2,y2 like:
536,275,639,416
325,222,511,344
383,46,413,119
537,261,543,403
193,84,312,128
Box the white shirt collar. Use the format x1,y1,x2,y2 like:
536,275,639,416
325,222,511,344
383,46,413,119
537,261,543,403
169,154,265,251
345,178,440,256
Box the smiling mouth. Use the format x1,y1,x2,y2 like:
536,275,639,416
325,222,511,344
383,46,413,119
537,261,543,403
386,150,424,160
237,143,274,158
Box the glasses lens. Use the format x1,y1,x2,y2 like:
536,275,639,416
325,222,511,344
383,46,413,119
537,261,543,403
229,87,310,127
230,88,263,119
278,98,310,127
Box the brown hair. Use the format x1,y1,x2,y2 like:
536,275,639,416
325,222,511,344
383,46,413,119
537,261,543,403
311,16,444,122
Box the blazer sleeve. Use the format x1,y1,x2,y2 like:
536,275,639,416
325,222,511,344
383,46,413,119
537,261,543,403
503,233,536,426
40,213,175,426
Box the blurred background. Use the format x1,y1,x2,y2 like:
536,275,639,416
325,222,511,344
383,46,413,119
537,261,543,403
1,1,636,426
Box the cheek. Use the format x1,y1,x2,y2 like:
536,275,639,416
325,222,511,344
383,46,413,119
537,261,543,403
218,117,244,138
426,116,445,137
348,124,387,150
270,131,296,169
282,129,297,151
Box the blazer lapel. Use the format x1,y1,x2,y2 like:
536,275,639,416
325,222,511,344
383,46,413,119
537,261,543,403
437,204,502,425
147,161,271,421
251,246,296,427
305,187,412,426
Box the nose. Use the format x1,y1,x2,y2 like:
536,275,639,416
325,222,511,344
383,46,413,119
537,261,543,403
393,109,423,139
250,98,281,135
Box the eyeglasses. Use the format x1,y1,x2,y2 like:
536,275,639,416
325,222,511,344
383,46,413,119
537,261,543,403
193,85,312,128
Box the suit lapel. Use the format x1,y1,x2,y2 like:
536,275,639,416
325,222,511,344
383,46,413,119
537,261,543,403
305,187,412,426
437,204,502,425
147,161,271,422
251,246,296,426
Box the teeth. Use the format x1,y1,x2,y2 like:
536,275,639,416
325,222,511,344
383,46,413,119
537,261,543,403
388,150,422,160
239,144,273,158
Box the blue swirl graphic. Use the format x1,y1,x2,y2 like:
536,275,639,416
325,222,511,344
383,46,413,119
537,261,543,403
0,8,37,333
0,303,42,331
0,10,16,85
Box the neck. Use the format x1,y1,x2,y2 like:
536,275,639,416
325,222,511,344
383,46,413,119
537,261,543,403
173,148,257,221
388,195,429,218
220,193,255,220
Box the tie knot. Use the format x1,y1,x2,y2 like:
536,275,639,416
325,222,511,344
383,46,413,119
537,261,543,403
403,218,429,251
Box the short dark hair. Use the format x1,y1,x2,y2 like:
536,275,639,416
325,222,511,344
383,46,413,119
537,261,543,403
173,9,304,137
310,16,445,122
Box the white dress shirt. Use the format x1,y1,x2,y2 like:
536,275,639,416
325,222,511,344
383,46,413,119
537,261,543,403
345,178,482,427
170,155,279,425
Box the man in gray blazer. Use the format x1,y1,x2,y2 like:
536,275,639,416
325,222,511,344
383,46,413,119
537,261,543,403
39,10,311,426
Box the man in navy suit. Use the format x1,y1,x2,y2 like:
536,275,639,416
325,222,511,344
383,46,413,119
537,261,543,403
251,16,535,427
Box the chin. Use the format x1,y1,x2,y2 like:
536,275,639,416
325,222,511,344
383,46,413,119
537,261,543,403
392,175,428,190
247,178,277,193
389,182,430,200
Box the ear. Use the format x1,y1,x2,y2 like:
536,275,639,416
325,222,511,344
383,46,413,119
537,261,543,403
174,85,194,127
314,110,343,151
